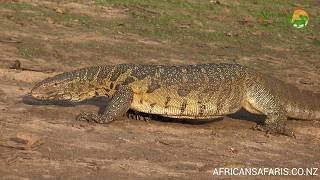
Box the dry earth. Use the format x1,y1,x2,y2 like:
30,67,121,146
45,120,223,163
0,1,320,179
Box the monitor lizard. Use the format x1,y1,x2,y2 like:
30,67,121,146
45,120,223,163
30,63,320,137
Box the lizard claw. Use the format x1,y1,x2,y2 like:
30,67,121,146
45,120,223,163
76,112,97,123
76,112,103,124
126,112,152,122
253,124,296,138
76,112,115,124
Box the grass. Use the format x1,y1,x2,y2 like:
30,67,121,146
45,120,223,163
1,0,318,45
93,0,319,46
95,0,228,42
0,2,92,27
312,39,320,46
0,0,318,64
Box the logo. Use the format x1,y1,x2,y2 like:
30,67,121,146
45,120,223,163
291,9,309,28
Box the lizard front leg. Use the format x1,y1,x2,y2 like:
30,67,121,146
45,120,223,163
76,86,133,124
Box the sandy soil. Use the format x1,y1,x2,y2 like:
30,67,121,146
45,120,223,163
0,1,320,179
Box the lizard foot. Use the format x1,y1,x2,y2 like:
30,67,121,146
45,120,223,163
126,111,151,121
253,124,296,138
76,112,113,124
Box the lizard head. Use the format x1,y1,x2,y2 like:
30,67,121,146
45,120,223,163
31,72,90,102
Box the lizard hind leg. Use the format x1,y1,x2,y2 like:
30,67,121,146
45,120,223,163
77,86,134,124
255,112,295,138
244,91,295,137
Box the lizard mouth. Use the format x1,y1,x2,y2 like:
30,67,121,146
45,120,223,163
31,90,72,101
30,91,46,100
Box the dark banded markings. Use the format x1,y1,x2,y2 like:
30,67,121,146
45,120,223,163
146,81,161,93
110,66,129,81
199,104,206,116
177,88,191,97
123,76,135,85
149,102,157,113
164,96,171,108
180,100,188,114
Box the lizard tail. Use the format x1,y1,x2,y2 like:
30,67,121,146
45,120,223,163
279,83,320,120
251,72,320,120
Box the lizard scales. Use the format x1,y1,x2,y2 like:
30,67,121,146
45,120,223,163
31,63,320,136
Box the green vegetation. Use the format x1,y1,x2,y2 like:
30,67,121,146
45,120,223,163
312,39,320,46
1,0,318,45
0,0,318,63
0,2,92,26
96,0,231,43
93,0,318,45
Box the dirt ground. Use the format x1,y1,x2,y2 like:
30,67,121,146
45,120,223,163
0,1,320,179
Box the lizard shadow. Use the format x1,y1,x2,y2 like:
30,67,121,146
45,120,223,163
126,109,225,125
126,108,265,125
228,108,265,124
23,94,265,125
23,94,223,125
22,93,108,109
